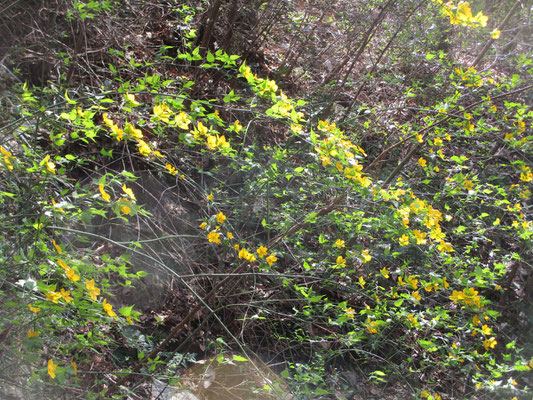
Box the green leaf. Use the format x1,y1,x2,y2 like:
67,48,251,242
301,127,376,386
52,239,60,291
232,355,248,362
206,51,215,63
64,91,77,105
308,295,323,303
121,170,138,179
100,148,113,157
119,305,134,317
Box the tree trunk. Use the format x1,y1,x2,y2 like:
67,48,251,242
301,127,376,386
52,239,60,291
472,0,521,68
199,0,225,59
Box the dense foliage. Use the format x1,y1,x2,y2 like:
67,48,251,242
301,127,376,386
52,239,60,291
0,0,531,399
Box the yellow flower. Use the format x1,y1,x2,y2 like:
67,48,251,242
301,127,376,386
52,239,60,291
398,207,410,228
490,29,501,39
99,183,111,202
110,124,124,141
336,255,347,267
398,276,406,287
1,145,13,159
165,163,178,176
380,267,390,279
416,134,423,143
473,315,481,326
407,314,418,326
234,244,240,250
361,249,371,263
57,259,67,270
407,276,418,290
206,135,218,150
102,113,114,127
46,291,62,303
27,328,39,338
52,240,62,254
207,230,221,244
520,167,533,182
238,248,256,262
216,212,226,224
226,232,233,239
65,267,80,282
174,111,191,130
137,140,151,157
437,241,453,253
233,120,243,132
238,248,248,259
102,298,117,318
153,103,172,123
71,361,78,375
47,359,58,379
463,179,474,190
481,324,492,335
195,121,208,137
85,279,101,301
125,92,140,106
121,204,131,215
333,239,345,248
126,316,133,324
200,222,207,230
124,122,143,139
418,157,427,167
433,137,443,146
399,234,409,246
207,193,214,201
366,318,378,334
60,288,73,303
122,184,136,202
344,307,355,318
442,277,449,289
257,246,268,258
483,337,497,350
266,254,277,266
29,304,40,313
450,287,482,307
206,134,230,150
41,155,56,174
412,291,422,301
413,230,427,245
358,276,366,288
